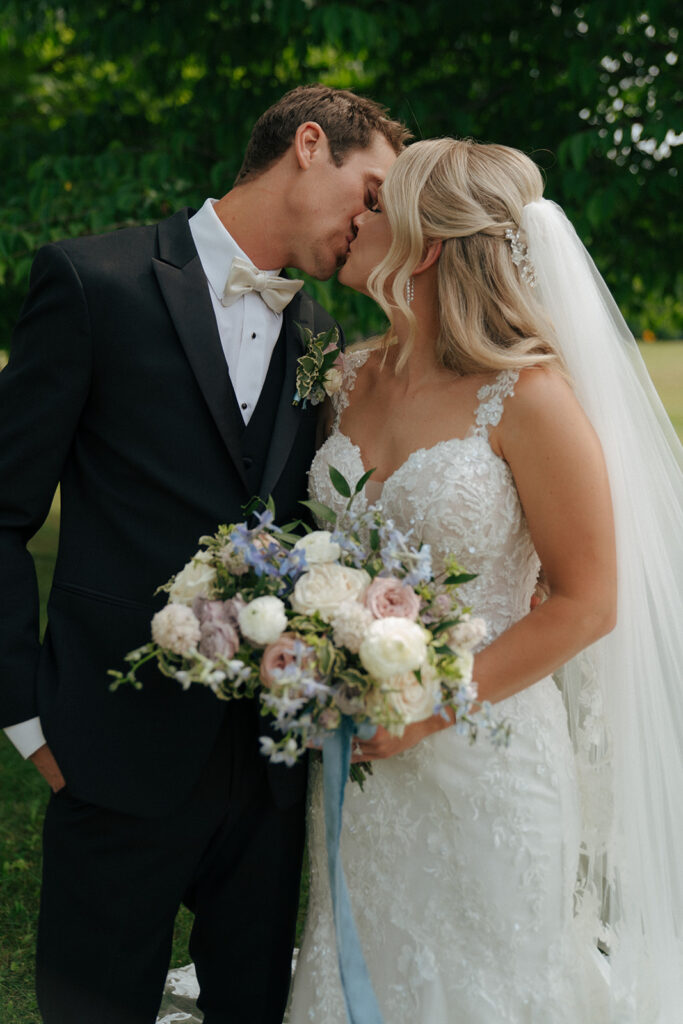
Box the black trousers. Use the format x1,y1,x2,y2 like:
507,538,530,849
36,708,306,1024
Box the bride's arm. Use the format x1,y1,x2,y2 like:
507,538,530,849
355,366,616,761
472,366,616,701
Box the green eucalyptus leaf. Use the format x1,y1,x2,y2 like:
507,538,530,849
329,466,352,498
299,498,337,525
354,468,376,494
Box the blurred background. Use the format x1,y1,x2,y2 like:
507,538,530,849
0,2,680,1020
0,0,681,346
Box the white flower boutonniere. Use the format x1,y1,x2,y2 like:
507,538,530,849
293,324,343,408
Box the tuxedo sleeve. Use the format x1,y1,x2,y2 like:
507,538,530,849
0,243,91,728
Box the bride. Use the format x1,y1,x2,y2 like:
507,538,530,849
287,139,683,1022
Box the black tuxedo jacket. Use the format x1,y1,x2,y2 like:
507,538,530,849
0,208,341,816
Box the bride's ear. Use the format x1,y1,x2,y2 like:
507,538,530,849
414,239,442,276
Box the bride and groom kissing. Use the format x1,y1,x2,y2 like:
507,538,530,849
1,84,682,1023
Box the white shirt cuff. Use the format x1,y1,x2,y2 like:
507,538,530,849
4,717,46,759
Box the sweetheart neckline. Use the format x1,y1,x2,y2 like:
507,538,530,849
325,428,508,493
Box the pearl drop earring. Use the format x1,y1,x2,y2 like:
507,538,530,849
405,276,415,305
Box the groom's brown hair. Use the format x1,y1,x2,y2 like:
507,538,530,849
235,84,409,183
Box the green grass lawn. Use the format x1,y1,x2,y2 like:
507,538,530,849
0,341,681,1022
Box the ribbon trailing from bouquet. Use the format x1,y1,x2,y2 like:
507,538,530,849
322,716,383,1024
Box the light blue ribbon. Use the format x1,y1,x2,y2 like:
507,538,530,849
322,716,383,1024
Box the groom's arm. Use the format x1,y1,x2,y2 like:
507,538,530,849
0,244,91,773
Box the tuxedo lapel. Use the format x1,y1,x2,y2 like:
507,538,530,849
152,210,249,492
259,291,315,501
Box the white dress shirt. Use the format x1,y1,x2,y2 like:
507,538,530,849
4,199,285,759
188,197,285,424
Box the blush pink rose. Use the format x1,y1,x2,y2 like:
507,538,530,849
364,577,421,621
260,633,309,688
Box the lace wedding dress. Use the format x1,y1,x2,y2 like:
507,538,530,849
287,350,608,1023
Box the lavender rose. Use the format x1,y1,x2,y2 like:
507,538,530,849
193,599,240,660
364,577,421,621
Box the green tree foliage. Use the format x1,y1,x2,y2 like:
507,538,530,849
1,0,680,343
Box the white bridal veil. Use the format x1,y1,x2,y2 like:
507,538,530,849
522,199,683,1022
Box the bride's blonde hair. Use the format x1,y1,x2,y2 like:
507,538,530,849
368,138,566,375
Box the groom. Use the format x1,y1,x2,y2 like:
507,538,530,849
0,84,403,1023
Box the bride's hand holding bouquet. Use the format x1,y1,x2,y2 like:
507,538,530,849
110,467,509,773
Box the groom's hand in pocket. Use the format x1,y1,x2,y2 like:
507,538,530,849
29,744,66,793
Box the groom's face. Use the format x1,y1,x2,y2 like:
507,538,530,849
292,132,397,280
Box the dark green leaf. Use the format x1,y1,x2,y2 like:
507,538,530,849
329,466,352,498
299,498,337,525
354,467,376,494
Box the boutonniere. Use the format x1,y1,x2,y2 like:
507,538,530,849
293,324,343,408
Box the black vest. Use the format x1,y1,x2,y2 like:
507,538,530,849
233,325,287,499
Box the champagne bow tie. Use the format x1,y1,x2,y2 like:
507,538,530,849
221,257,303,314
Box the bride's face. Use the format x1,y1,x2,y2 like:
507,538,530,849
337,201,393,296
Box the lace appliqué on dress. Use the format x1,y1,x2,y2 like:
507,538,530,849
292,367,603,1023
472,369,520,436
330,346,372,430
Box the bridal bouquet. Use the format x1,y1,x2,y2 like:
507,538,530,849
110,469,509,767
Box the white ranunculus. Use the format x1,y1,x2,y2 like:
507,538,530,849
151,604,201,656
447,615,488,651
290,564,370,622
385,662,442,725
168,550,217,606
359,617,428,680
294,531,341,565
238,595,287,647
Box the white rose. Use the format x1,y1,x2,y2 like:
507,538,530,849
385,663,442,725
447,615,488,651
331,600,374,654
323,366,343,397
238,595,287,647
294,531,341,565
169,550,216,605
151,604,201,656
290,564,370,622
359,617,428,680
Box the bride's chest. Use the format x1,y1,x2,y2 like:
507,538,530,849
309,432,528,565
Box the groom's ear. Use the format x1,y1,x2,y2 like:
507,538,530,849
415,239,442,275
294,122,327,170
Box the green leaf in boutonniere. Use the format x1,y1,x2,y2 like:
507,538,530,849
293,324,343,408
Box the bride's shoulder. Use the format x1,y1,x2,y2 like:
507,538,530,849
344,336,385,355
340,336,387,389
499,364,589,438
342,336,386,370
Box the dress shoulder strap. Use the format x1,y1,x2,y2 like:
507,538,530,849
331,346,373,428
472,369,520,438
